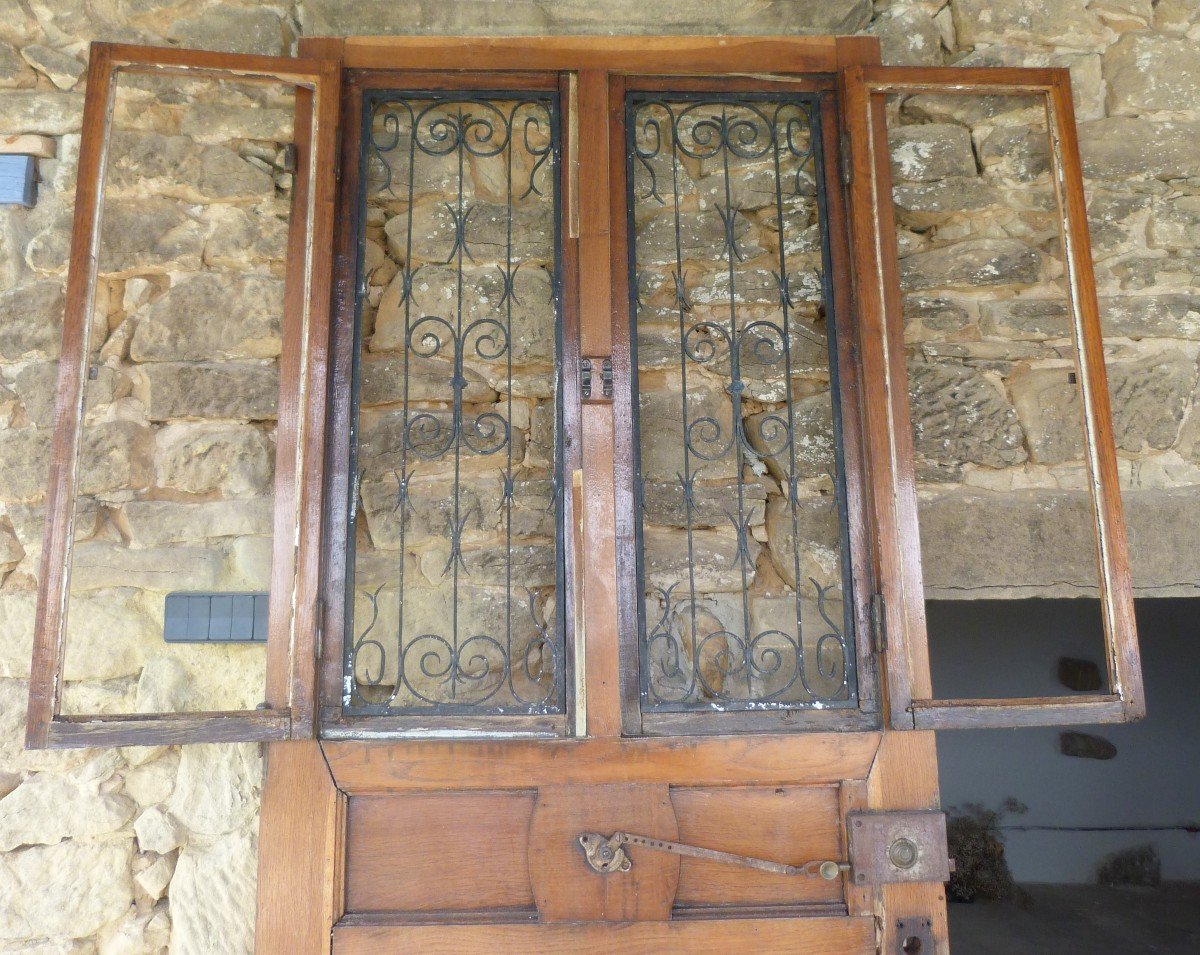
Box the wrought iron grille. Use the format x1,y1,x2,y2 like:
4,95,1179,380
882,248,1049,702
626,92,858,712
343,91,566,716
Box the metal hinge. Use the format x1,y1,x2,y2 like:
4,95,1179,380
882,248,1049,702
314,597,325,659
840,131,853,186
870,591,888,655
580,356,613,401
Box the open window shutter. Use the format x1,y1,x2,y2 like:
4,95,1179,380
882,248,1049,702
25,42,340,748
841,65,1145,731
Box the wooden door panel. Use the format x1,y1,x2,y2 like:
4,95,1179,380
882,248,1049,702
333,916,876,954
672,786,843,910
344,791,537,915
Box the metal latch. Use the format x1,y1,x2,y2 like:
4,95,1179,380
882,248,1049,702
580,357,613,401
578,831,848,881
846,811,951,886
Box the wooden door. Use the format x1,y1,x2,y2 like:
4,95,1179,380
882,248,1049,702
253,37,942,955
18,36,1147,955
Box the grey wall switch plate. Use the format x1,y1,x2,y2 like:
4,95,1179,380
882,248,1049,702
0,156,36,207
164,592,269,643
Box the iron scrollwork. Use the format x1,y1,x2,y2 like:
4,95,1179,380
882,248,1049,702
628,93,858,712
344,92,565,716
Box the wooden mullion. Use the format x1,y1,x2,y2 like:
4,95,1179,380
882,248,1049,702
26,43,115,749
575,69,622,738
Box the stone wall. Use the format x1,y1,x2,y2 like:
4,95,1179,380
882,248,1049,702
0,0,1198,951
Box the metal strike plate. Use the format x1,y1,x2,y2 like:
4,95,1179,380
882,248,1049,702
895,916,935,955
847,811,950,886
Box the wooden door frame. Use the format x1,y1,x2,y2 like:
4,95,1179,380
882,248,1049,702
257,34,946,955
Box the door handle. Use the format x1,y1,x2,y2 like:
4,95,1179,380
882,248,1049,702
578,831,849,881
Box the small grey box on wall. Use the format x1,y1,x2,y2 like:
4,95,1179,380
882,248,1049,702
0,155,36,207
164,592,269,643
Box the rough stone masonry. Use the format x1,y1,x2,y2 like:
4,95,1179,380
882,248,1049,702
0,1,1199,951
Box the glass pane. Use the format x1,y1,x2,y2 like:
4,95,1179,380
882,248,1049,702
58,69,300,714
344,92,565,716
886,90,1109,696
627,92,857,712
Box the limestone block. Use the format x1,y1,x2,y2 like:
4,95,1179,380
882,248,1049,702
888,124,976,183
137,361,278,422
357,407,525,479
0,765,135,852
1105,32,1200,115
58,589,161,682
641,477,769,529
1087,192,1153,258
121,499,273,548
28,197,207,278
643,525,759,593
0,838,134,941
374,263,557,364
385,201,553,266
359,354,496,407
638,380,737,482
0,41,36,88
1011,353,1195,462
181,105,294,147
919,487,1200,598
154,423,274,497
978,125,1051,183
78,421,154,495
14,362,119,428
106,130,275,204
1150,195,1200,250
908,362,1027,469
1079,118,1200,180
0,592,35,678
69,541,226,593
360,473,502,550
20,44,84,90
167,743,261,838
0,428,51,503
892,177,1013,225
0,520,22,577
133,806,184,855
763,495,843,592
169,827,256,955
166,4,288,57
99,903,172,953
900,239,1041,291
135,655,192,715
984,295,1200,341
202,205,289,273
903,295,972,340
1156,0,1200,33
744,394,835,483
134,853,174,902
130,273,284,361
0,281,64,361
636,207,764,267
416,540,556,589
953,0,1112,50
302,0,872,37
122,749,178,808
870,6,943,66
0,90,84,135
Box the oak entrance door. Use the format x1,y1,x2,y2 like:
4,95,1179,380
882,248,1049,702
25,36,1148,955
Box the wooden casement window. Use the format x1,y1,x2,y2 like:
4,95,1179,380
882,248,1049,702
26,40,1144,750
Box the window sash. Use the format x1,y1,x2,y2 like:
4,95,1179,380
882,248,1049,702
25,42,340,749
840,64,1144,731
